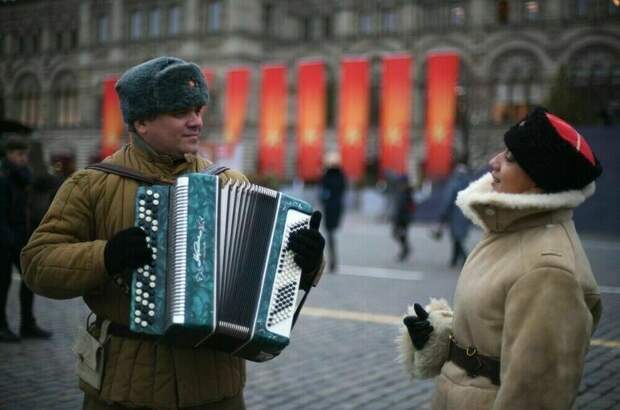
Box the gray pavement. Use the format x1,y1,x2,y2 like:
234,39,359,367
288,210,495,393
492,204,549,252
1,212,619,409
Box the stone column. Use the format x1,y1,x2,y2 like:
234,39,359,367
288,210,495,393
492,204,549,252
469,0,487,28
110,0,123,42
185,0,199,34
79,0,92,47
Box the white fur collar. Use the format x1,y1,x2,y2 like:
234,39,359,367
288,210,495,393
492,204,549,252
456,173,595,231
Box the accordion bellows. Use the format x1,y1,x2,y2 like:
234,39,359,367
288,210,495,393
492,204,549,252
130,173,313,362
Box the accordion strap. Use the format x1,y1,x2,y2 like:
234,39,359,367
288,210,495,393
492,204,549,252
87,162,230,184
201,164,230,176
86,163,173,185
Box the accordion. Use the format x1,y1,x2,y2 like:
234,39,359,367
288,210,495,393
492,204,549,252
129,173,314,362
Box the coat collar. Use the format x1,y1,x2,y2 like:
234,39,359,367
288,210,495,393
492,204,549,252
131,133,199,167
456,173,595,232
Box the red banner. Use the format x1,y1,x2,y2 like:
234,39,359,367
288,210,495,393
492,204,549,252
223,67,250,144
258,65,287,177
297,61,325,182
424,52,460,179
380,54,412,175
100,76,124,160
338,58,369,181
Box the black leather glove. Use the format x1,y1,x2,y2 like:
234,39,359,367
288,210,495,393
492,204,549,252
403,303,434,350
104,227,152,275
288,211,325,288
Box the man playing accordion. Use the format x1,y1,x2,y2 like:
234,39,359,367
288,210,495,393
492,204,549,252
21,56,325,410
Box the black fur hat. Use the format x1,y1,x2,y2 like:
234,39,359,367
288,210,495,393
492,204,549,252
504,107,602,193
116,56,209,126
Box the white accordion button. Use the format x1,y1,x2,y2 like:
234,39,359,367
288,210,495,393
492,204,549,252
139,207,145,212
152,226,158,232
136,288,143,295
136,296,142,303
139,213,145,219
136,282,143,288
145,216,152,223
152,248,157,253
143,272,149,278
153,193,160,199
139,200,145,206
142,300,148,306
142,292,149,299
150,275,156,281
135,317,141,324
146,237,151,243
145,209,152,215
149,282,156,288
148,303,155,309
147,190,153,196
152,220,158,226
153,200,160,205
148,310,155,317
135,310,141,316
141,320,148,327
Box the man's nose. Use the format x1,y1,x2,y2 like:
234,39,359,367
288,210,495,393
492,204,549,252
187,111,203,128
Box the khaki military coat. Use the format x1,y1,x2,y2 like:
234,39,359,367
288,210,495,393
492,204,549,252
399,173,601,410
21,138,248,409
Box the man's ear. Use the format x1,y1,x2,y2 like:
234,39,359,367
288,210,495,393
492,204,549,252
134,119,148,136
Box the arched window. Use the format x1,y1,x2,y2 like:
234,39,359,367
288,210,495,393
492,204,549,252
567,47,620,123
52,71,79,127
490,51,542,124
14,73,42,127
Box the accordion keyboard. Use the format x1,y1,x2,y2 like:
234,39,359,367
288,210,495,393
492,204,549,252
133,188,162,329
266,212,310,336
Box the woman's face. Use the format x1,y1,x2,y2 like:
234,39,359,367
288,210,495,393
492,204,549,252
488,149,541,194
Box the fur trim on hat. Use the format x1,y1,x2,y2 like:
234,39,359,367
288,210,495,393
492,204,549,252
456,173,595,231
116,56,209,126
397,298,453,380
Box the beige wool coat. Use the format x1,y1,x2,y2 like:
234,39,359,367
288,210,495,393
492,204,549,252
399,173,601,409
21,139,249,409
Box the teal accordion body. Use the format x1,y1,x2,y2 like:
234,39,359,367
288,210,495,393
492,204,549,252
130,173,313,362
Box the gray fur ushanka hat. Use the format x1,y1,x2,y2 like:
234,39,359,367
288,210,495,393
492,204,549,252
115,56,209,126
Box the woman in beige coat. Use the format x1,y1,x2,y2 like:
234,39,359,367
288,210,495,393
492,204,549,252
399,107,603,409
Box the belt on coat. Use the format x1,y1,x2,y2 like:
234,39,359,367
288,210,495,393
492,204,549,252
95,319,160,341
448,334,501,386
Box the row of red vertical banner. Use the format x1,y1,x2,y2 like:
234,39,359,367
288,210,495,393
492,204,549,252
101,52,460,180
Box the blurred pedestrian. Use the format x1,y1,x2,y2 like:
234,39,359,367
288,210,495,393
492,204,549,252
391,175,415,262
0,137,52,342
320,151,347,272
434,160,472,268
28,141,63,237
399,107,603,409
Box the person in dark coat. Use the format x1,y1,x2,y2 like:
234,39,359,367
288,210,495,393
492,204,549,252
391,175,415,262
28,140,63,236
0,137,52,342
436,161,472,267
320,152,347,272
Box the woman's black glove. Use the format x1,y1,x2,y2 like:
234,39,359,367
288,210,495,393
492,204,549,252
403,303,434,350
288,211,325,288
104,227,152,275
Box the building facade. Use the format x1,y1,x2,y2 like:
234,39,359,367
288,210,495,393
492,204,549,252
1,0,619,179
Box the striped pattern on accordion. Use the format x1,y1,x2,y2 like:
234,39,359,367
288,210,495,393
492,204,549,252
129,173,313,362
